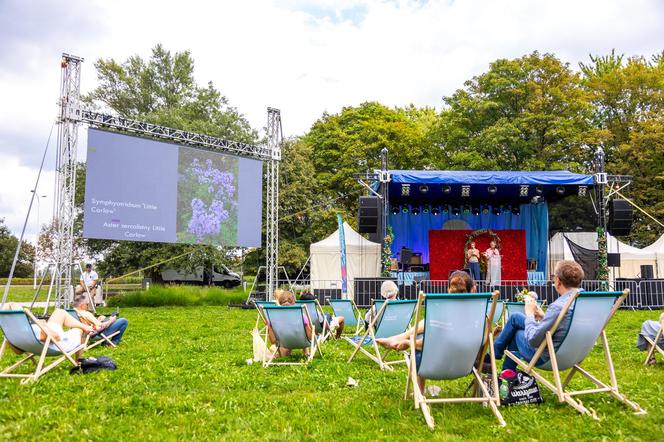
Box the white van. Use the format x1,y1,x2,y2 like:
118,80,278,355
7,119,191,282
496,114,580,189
161,265,241,288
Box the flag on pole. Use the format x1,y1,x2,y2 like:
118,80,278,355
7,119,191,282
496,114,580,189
337,214,348,298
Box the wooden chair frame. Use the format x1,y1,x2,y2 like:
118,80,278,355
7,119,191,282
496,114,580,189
260,305,322,367
405,291,505,429
66,309,120,350
642,318,664,365
503,289,645,420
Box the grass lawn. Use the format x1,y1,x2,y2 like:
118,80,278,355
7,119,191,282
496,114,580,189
0,307,662,441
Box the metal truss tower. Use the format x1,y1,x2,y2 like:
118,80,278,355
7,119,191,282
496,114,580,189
265,108,282,300
54,53,281,306
54,54,83,307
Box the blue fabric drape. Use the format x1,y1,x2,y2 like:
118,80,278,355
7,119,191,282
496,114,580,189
389,203,549,275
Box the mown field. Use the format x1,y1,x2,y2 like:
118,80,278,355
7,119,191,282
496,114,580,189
0,305,662,441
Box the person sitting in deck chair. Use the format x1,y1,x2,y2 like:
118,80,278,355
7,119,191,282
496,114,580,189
490,260,582,370
363,280,399,329
72,294,129,346
268,290,313,358
299,290,345,338
637,312,664,365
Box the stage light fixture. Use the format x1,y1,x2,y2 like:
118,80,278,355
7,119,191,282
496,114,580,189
419,184,429,194
401,184,411,196
578,186,587,196
422,205,430,214
463,205,471,214
472,206,480,216
520,185,529,197
492,206,501,216
442,206,449,214
531,196,543,204
412,206,420,216
461,185,471,197
443,185,452,194
431,206,440,216
488,185,498,194
535,185,543,195
452,206,460,216
556,186,565,195
482,206,490,215
392,205,400,215
512,206,520,216
402,206,409,214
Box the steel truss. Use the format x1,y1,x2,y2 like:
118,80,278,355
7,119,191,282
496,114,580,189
55,53,281,306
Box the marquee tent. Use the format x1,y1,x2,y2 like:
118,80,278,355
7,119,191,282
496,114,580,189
549,232,664,279
310,222,381,297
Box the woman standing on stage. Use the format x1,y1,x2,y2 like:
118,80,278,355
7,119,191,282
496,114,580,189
467,241,481,281
485,240,501,288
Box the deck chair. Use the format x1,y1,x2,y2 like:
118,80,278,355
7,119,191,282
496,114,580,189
405,291,504,429
345,299,417,370
296,299,330,342
260,304,321,367
504,300,545,321
65,309,120,350
0,309,85,384
486,299,505,328
328,299,362,335
641,317,664,366
503,290,645,419
252,301,276,333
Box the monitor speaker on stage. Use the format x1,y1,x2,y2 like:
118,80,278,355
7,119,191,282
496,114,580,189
608,199,633,236
640,265,654,279
607,253,621,267
358,196,379,233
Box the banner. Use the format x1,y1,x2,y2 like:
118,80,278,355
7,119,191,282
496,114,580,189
337,214,348,298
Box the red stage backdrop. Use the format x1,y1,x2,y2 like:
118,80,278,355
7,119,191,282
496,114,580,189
428,229,527,282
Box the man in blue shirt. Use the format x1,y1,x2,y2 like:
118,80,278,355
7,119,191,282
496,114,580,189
492,260,584,370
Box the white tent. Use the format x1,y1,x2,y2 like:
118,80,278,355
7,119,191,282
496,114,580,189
549,232,664,279
310,222,381,298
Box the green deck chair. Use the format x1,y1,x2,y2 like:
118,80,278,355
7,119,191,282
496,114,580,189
261,305,321,367
345,299,417,371
0,309,85,384
328,299,362,335
504,290,645,419
405,291,504,429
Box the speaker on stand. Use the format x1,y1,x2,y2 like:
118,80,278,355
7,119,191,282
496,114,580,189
607,199,633,236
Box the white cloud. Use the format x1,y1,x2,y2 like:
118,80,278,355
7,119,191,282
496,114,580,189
0,0,662,241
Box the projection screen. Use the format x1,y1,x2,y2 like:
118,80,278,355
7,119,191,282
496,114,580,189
83,128,262,247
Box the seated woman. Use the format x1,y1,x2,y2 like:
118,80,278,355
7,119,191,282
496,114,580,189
298,290,345,338
363,280,399,329
376,271,476,392
268,290,312,357
72,294,129,346
637,312,664,364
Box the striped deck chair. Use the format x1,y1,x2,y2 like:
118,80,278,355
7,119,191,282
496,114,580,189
296,299,330,342
642,317,664,366
328,299,362,335
504,290,645,419
345,299,417,371
405,291,504,429
261,305,321,367
0,309,86,384
65,309,120,350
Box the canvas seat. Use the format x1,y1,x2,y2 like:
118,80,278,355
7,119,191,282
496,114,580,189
0,309,85,384
328,299,362,335
296,299,330,342
345,299,416,370
503,290,645,419
65,309,120,350
405,291,504,429
641,318,664,365
486,299,504,327
259,305,321,367
503,300,545,321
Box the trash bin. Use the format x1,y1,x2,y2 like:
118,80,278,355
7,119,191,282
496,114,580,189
142,278,152,290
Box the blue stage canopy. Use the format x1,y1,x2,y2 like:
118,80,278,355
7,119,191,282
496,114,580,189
389,170,594,185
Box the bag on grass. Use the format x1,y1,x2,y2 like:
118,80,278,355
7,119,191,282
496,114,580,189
70,356,117,374
500,371,543,406
252,329,269,362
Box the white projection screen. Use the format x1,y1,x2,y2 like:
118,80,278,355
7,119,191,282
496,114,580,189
83,128,263,247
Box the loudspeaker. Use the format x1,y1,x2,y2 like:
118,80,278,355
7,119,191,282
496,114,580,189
607,253,621,267
608,199,633,236
358,196,379,233
641,265,654,279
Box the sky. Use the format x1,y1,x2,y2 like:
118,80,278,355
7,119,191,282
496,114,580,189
0,0,662,244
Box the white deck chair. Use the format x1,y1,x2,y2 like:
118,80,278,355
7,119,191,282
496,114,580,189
642,317,664,366
405,291,504,429
504,289,645,419
261,305,321,367
345,299,417,371
328,299,362,335
0,309,86,384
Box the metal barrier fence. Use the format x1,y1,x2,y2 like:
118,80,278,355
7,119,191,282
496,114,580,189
273,278,664,309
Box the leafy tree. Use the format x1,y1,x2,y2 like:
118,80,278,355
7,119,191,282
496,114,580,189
0,218,35,278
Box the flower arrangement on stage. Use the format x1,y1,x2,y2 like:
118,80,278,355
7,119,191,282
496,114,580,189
464,229,501,274
176,152,238,245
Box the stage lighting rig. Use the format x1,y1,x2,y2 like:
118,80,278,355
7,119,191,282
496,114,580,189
461,185,471,197
556,186,565,195
488,185,497,194
443,185,452,194
402,206,409,213
492,206,501,216
578,186,587,196
535,185,543,195
401,184,410,196
482,206,490,215
392,205,400,215
422,205,430,214
419,184,429,194
452,206,460,216
512,206,520,216
412,206,421,216
519,185,529,197
431,206,440,215
472,206,480,216
442,206,449,214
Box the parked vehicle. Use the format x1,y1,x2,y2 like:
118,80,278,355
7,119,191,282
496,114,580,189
161,265,241,288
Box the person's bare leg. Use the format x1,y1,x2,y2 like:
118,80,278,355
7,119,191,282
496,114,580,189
336,317,345,338
49,309,92,332
417,376,426,393
377,320,425,349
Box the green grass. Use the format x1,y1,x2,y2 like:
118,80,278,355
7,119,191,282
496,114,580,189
0,307,662,441
1,286,40,303
107,285,248,307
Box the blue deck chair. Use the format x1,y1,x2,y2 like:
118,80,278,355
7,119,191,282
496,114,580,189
405,291,504,429
261,305,321,367
504,290,645,419
0,309,85,383
345,299,417,371
642,317,664,366
252,301,276,333
504,300,545,322
65,309,120,350
486,299,504,328
296,299,330,342
328,299,362,335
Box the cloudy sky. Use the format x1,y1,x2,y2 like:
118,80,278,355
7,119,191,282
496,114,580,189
0,0,662,243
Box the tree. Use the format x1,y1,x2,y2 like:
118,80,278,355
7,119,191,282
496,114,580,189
81,45,259,277
0,218,35,278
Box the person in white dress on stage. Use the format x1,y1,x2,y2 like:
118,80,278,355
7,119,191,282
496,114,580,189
484,240,501,288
